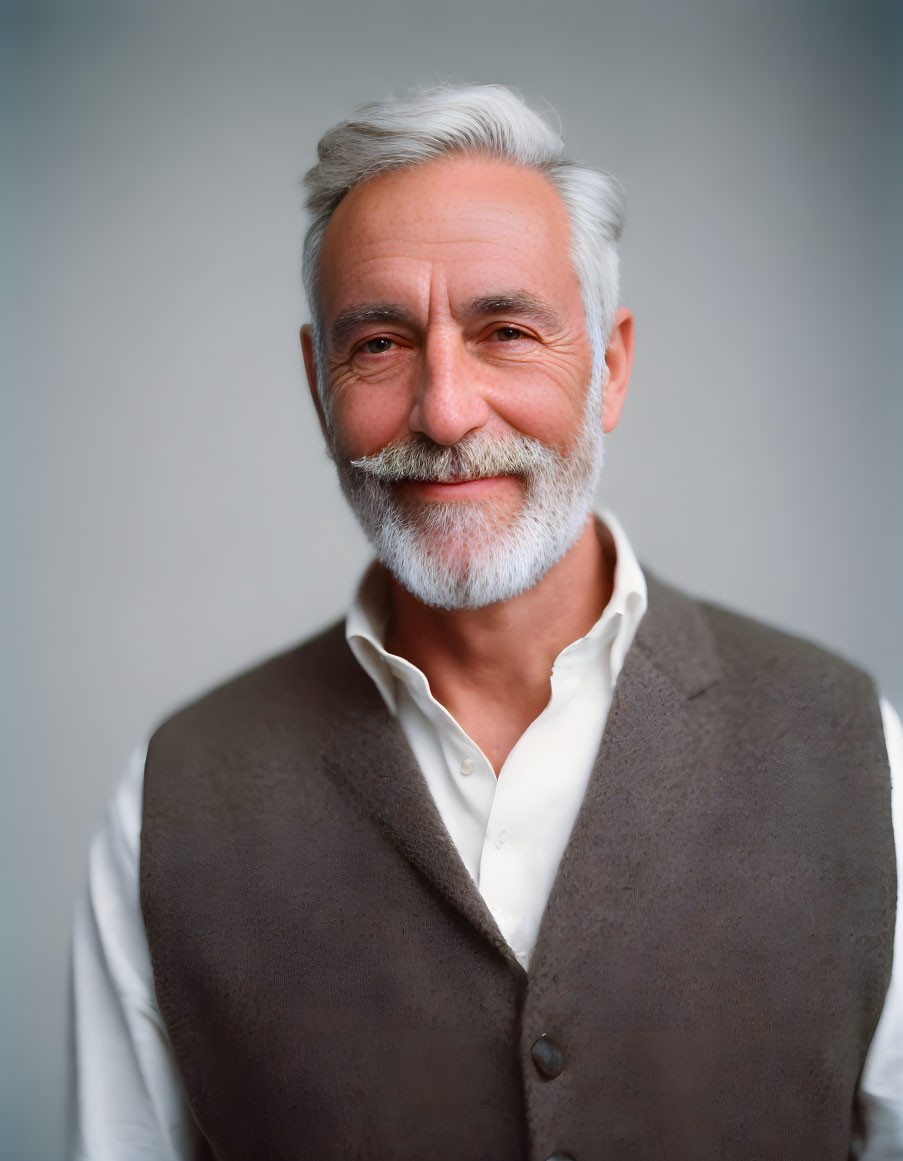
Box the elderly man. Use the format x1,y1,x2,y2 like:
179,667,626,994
70,85,901,1160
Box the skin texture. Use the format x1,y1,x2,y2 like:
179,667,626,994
301,156,634,772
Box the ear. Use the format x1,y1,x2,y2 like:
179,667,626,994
601,307,635,434
300,324,331,444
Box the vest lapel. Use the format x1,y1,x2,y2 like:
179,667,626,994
314,635,524,974
631,572,724,700
532,572,724,956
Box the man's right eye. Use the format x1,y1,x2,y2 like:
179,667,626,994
362,337,394,354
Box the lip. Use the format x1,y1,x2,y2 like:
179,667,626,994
398,475,516,501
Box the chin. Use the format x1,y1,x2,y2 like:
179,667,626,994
339,438,601,610
377,505,580,611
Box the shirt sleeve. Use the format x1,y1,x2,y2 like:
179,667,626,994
855,697,903,1159
67,742,200,1161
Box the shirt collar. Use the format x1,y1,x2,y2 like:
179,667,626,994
345,509,648,717
597,509,648,682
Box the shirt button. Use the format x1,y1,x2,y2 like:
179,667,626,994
531,1034,564,1078
495,830,507,849
460,757,474,775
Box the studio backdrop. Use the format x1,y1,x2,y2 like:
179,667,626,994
4,3,901,1159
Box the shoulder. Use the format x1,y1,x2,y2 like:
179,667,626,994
647,570,877,690
150,618,350,739
142,616,389,833
641,571,886,756
145,617,379,783
698,592,882,718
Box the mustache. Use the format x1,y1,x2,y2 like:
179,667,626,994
348,431,559,484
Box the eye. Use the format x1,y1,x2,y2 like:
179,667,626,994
362,337,395,354
494,326,525,342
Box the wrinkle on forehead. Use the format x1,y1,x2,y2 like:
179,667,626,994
316,156,582,326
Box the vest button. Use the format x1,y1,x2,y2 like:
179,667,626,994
531,1033,564,1078
545,1154,575,1161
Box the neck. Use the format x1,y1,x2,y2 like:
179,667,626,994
383,516,616,773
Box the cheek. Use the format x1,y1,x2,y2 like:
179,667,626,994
491,372,591,451
329,377,414,458
504,403,578,451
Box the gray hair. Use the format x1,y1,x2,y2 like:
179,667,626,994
302,83,625,408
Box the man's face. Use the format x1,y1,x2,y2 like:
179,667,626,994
309,155,604,608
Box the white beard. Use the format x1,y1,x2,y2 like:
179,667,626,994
334,380,604,610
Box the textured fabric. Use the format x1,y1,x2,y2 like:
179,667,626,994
140,574,896,1160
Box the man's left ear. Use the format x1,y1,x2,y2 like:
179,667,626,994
601,307,635,434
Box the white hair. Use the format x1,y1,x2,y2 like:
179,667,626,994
301,83,625,409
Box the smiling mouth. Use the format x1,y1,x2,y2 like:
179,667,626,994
397,470,515,484
397,475,517,498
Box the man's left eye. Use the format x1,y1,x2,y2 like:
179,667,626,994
363,337,394,354
494,327,525,342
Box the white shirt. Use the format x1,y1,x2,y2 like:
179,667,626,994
69,512,903,1159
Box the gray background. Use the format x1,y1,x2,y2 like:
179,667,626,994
4,1,901,1157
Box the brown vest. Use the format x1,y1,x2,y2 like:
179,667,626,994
140,575,895,1161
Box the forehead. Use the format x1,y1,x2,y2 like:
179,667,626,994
316,156,582,318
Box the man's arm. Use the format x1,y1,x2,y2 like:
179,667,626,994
68,743,198,1161
855,697,903,1159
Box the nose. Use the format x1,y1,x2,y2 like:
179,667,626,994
407,329,492,447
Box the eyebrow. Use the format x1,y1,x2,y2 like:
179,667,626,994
463,292,563,331
330,303,411,353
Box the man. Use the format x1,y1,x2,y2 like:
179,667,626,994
70,84,902,1159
